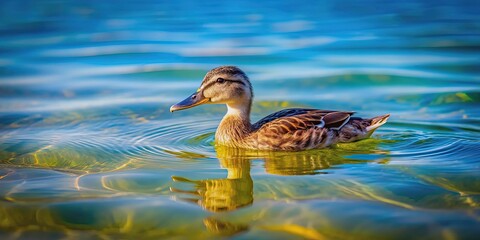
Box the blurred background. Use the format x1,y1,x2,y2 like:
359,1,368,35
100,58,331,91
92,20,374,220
1,0,479,115
1,0,480,239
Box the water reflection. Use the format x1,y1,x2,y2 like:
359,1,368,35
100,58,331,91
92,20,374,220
1,135,479,238
203,217,249,237
262,149,364,176
170,143,390,236
171,147,253,212
171,143,385,213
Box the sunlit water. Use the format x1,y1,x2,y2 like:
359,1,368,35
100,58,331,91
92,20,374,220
1,1,480,239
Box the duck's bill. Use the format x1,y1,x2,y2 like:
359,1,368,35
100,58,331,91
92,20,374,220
170,91,209,112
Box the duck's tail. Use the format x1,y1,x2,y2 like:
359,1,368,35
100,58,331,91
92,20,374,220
366,114,390,133
337,114,390,143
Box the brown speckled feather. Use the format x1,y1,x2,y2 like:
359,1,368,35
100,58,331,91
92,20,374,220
252,108,320,129
322,112,352,129
253,108,354,132
245,108,355,150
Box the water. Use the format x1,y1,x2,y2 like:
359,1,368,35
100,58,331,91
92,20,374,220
1,0,480,239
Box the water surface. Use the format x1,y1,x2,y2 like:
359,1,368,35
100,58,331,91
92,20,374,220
1,0,480,239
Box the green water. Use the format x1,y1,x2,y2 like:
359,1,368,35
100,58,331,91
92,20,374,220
1,0,480,239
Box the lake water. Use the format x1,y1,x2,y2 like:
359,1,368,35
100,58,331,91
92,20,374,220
1,0,480,239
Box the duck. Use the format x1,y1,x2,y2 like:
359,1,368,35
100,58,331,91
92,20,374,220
170,66,390,151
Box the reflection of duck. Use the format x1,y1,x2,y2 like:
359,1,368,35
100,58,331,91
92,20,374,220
262,150,359,176
171,144,389,235
171,147,253,212
217,145,377,176
170,143,386,213
170,66,389,151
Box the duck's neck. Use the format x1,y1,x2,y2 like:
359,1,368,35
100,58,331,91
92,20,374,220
215,101,252,146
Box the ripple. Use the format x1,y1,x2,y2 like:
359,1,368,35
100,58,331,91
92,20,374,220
384,129,480,169
41,44,272,58
127,117,217,159
321,53,480,66
1,116,221,172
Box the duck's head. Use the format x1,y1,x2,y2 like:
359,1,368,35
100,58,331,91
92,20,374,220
170,66,253,112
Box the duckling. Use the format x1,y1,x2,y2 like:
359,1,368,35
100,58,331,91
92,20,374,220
170,66,390,151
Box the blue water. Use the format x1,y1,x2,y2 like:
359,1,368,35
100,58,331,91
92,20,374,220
1,0,480,239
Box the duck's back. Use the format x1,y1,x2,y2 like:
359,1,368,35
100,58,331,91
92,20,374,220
248,108,355,150
243,108,390,151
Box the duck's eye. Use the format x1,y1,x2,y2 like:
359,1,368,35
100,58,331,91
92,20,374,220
216,78,225,83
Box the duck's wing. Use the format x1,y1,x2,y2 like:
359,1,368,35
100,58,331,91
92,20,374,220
252,108,354,133
252,108,325,129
